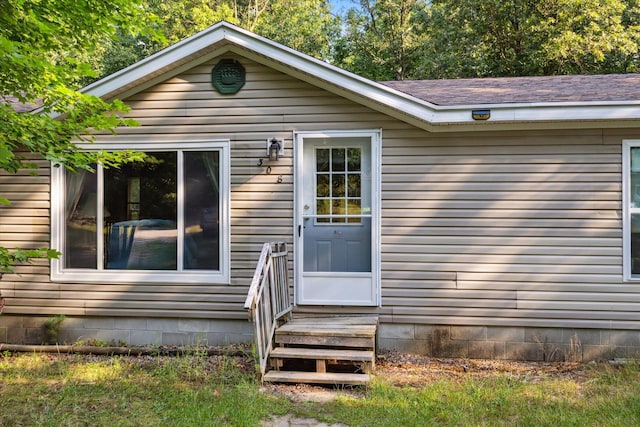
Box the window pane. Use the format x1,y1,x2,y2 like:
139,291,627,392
347,148,361,171
332,148,345,172
347,174,361,197
316,199,330,216
632,148,640,208
347,199,361,214
332,199,345,218
65,170,97,268
104,152,177,270
316,174,329,197
316,149,329,172
332,174,345,197
633,214,640,275
184,151,220,270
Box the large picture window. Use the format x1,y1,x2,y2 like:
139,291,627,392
51,142,230,283
624,140,640,280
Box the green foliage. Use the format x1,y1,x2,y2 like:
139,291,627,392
420,0,640,78
0,0,159,273
89,0,339,81
333,0,430,80
0,352,285,426
252,0,339,60
334,0,640,79
0,247,61,274
43,314,66,344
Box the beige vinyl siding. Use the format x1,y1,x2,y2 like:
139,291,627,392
3,54,639,331
381,128,632,329
0,154,54,313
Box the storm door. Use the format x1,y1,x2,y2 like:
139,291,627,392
295,131,380,306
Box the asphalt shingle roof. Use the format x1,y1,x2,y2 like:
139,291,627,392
2,95,41,112
380,74,640,106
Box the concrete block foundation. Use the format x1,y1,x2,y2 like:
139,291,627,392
3,315,639,362
0,315,254,347
378,324,640,362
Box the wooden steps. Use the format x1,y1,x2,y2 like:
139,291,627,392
264,315,378,386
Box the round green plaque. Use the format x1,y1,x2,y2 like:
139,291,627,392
211,59,246,94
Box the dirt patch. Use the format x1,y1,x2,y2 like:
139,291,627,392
375,350,588,387
261,415,347,427
260,349,589,403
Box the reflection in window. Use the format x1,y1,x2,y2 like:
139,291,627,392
65,169,97,268
63,150,221,272
631,147,640,275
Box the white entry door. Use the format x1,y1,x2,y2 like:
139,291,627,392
295,131,380,306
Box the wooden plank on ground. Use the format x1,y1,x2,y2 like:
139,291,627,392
263,371,370,385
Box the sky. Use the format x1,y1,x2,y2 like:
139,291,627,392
329,0,356,13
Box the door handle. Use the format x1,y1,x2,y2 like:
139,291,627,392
298,225,301,237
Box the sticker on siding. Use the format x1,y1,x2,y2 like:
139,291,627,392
211,59,246,94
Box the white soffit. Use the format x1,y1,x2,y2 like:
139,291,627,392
80,21,640,132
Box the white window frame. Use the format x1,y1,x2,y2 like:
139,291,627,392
623,140,640,281
51,140,231,284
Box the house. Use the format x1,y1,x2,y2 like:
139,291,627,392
2,21,640,362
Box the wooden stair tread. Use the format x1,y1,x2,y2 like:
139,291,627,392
270,347,374,361
263,371,370,385
289,315,379,326
276,324,377,338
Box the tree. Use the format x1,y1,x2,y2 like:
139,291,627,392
333,0,429,80
421,0,640,78
0,0,159,272
94,0,339,80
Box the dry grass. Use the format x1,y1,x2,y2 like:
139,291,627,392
1,349,639,426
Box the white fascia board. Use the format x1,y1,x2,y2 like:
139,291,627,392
426,102,640,132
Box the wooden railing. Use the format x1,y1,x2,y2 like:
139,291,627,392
244,242,292,377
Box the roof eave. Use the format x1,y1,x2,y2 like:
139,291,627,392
420,102,640,132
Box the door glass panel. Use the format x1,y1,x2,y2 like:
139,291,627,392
317,149,329,172
348,174,361,197
314,146,363,225
332,148,345,171
348,199,361,215
317,174,329,197
332,199,345,216
347,148,361,171
332,174,345,197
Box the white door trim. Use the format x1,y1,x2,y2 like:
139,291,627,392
293,129,382,306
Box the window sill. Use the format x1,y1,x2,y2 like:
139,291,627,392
51,269,229,284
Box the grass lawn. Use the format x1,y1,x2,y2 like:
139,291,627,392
0,348,639,426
